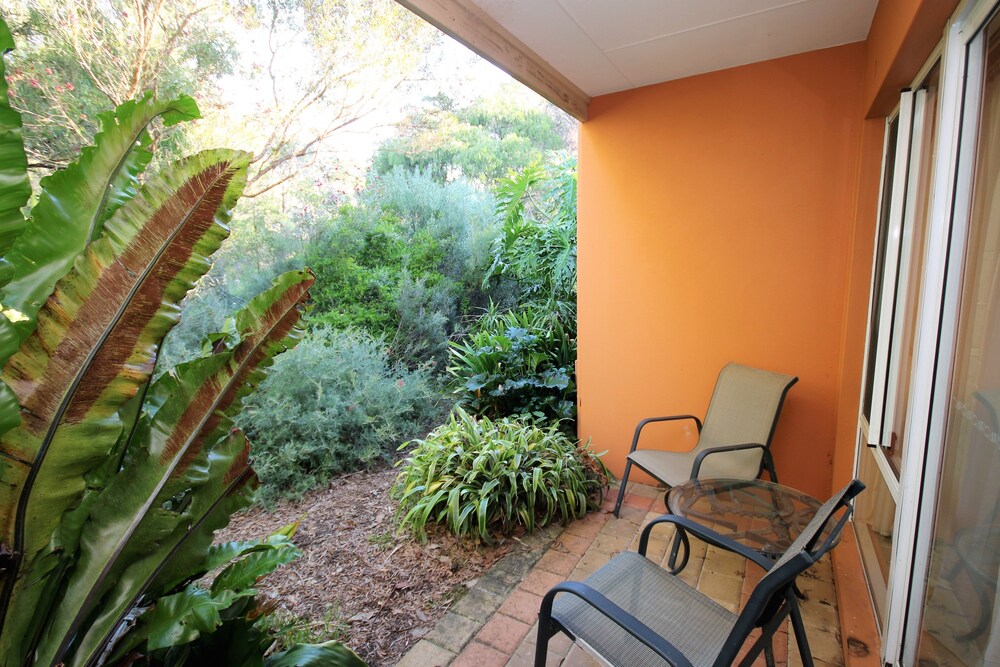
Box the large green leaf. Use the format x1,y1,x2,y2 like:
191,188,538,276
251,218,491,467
210,533,300,594
0,149,250,663
113,533,299,655
0,92,200,350
34,270,312,665
0,25,31,444
43,428,255,665
103,438,259,665
0,22,30,280
265,642,368,667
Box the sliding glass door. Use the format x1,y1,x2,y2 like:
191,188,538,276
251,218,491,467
913,11,1000,665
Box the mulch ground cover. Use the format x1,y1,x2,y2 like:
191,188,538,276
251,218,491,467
215,467,511,666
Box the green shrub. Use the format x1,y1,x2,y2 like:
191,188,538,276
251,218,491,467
394,407,610,543
485,158,577,319
449,304,576,426
238,327,446,503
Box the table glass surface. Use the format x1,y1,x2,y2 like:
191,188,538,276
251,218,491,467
667,478,831,557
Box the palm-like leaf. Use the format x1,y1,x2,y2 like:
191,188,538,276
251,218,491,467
0,25,321,665
36,270,313,666
0,21,30,278
0,149,251,662
0,93,200,342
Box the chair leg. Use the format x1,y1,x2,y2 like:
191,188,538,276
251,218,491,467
763,449,779,483
737,605,789,667
764,641,776,667
534,615,553,666
613,460,633,517
788,593,815,667
536,590,564,667
666,527,692,574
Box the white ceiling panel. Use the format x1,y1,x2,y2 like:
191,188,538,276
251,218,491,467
472,0,631,94
464,0,876,98
604,0,876,92
557,0,820,51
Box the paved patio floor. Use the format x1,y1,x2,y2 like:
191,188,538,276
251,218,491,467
397,482,844,667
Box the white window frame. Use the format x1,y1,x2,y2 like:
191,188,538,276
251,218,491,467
897,0,996,663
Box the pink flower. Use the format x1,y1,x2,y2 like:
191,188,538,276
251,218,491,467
64,82,74,91
28,79,38,88
396,380,405,388
45,68,52,75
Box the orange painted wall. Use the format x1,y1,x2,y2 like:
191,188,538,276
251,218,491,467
830,119,885,490
863,0,959,117
577,44,866,500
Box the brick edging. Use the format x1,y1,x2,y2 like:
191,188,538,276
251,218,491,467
395,522,565,666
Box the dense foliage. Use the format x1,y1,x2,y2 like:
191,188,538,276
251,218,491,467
304,168,497,362
394,408,610,543
486,159,578,314
3,0,434,194
238,328,446,504
446,160,580,427
449,304,576,425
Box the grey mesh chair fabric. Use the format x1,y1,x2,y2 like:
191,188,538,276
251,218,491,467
613,362,798,517
535,480,865,667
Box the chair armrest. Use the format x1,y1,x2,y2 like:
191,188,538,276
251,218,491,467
638,514,772,571
689,442,767,478
540,581,695,667
629,415,703,454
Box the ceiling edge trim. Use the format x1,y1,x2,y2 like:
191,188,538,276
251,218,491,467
395,0,590,121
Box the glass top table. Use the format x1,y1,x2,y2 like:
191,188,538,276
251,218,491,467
667,477,831,558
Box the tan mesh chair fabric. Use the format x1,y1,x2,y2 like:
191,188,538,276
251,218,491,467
627,363,797,488
550,552,735,667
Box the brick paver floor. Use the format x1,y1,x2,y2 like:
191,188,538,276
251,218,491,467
397,482,845,667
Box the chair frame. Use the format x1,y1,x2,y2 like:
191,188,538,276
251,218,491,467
613,364,797,518
536,480,864,667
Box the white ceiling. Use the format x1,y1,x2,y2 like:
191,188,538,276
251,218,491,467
467,0,879,97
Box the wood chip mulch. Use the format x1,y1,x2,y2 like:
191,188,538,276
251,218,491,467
214,467,512,666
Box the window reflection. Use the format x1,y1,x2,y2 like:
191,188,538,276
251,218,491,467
916,15,1000,666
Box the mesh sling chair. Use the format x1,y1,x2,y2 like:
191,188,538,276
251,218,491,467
613,362,798,518
535,479,865,667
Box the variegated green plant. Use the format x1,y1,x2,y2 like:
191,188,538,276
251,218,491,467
0,24,354,667
394,407,611,543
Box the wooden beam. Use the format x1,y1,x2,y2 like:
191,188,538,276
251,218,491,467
395,0,590,121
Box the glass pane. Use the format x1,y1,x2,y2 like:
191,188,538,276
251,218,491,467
864,117,900,423
886,65,941,475
856,449,897,628
916,17,1000,666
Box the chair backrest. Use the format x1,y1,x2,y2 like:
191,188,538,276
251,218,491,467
714,480,866,666
695,363,798,477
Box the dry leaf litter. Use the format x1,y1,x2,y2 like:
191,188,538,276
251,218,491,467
214,467,511,665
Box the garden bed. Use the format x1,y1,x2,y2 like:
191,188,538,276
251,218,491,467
215,467,512,665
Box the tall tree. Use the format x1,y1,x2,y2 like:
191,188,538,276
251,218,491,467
3,0,238,169
196,0,436,197
3,0,436,193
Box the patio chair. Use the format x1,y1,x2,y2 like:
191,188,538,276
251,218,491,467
613,362,797,517
535,479,865,667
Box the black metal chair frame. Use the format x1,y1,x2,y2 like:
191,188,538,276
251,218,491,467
535,480,865,667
